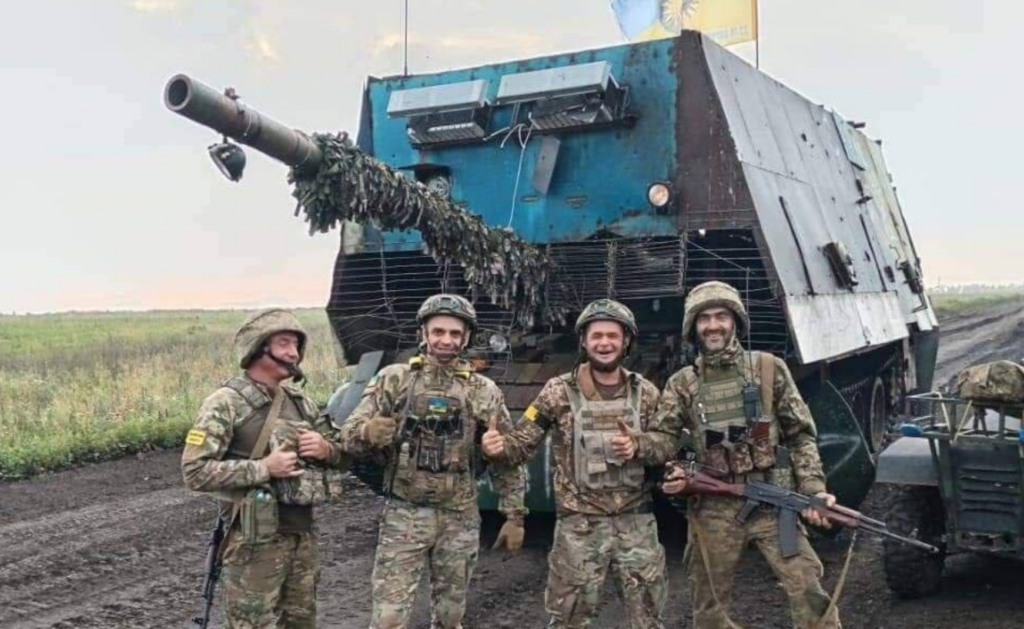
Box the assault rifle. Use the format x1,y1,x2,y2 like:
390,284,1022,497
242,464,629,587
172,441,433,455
669,463,940,557
191,516,227,629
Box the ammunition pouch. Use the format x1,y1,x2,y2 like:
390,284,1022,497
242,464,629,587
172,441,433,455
690,352,780,477
239,488,278,544
566,373,646,493
388,369,476,506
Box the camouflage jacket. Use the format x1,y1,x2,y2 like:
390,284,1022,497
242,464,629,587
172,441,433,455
641,341,827,496
498,365,668,516
339,355,526,518
181,375,349,507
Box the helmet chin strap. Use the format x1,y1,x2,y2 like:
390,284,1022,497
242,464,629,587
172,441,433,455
264,347,305,384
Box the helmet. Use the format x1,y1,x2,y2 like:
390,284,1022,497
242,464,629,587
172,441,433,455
574,299,638,338
234,308,308,369
681,281,750,342
416,294,477,330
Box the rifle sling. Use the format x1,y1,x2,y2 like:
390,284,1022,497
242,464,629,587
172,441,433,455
813,531,857,629
759,351,775,413
689,515,746,629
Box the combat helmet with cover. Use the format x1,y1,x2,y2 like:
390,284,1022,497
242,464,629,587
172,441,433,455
416,293,477,330
234,308,308,368
575,298,639,357
574,298,639,338
681,281,750,343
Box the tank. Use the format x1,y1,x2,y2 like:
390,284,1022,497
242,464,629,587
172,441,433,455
166,31,939,512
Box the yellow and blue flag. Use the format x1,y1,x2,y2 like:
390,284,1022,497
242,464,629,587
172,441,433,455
611,0,758,47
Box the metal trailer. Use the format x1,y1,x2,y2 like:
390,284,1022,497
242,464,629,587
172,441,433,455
876,393,1024,597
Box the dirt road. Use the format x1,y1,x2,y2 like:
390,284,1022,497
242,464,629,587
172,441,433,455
3,301,1024,628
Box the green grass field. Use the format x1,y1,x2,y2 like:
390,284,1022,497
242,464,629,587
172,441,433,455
0,309,348,480
3,291,1022,480
929,291,1024,319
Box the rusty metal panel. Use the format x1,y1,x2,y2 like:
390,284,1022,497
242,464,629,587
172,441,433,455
700,40,754,166
787,292,907,364
674,34,755,228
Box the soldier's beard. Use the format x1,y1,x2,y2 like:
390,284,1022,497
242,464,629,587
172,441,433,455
587,351,624,373
698,329,734,356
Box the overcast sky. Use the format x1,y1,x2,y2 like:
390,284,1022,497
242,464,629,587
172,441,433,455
0,1,1019,313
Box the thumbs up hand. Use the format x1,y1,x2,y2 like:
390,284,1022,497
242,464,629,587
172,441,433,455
481,416,505,459
610,418,637,461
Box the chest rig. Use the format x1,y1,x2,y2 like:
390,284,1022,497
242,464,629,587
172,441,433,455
685,352,780,477
390,358,476,505
563,369,645,492
221,377,328,507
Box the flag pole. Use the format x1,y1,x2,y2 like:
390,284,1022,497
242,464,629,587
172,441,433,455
755,0,760,69
403,0,409,76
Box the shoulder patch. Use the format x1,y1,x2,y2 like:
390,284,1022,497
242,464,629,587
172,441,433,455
523,405,539,422
185,429,207,446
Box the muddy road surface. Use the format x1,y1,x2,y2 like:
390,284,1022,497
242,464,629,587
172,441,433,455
4,301,1024,628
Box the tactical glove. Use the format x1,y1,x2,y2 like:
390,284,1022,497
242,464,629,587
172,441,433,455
492,516,525,555
360,415,397,448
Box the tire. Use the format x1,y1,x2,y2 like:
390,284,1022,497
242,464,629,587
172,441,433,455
868,377,889,453
883,486,947,598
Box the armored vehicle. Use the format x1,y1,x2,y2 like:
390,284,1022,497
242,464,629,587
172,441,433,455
166,31,938,512
877,391,1024,597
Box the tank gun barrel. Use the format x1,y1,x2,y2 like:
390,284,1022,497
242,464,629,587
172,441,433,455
164,73,322,173
163,73,559,326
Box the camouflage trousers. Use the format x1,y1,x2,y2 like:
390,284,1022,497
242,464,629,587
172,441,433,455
369,500,481,629
686,496,840,629
545,512,667,629
221,530,320,629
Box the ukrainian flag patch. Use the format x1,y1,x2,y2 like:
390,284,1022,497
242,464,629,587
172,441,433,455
185,429,207,446
523,405,539,422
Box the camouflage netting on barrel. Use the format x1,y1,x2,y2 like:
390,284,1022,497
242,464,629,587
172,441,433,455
288,132,560,327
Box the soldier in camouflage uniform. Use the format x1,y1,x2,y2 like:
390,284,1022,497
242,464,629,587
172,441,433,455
482,299,669,629
339,294,527,629
646,281,841,629
181,308,349,629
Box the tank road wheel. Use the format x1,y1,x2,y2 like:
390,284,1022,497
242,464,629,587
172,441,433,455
883,486,947,598
868,377,889,453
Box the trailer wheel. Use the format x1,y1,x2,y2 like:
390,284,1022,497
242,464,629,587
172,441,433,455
868,377,889,453
883,486,946,598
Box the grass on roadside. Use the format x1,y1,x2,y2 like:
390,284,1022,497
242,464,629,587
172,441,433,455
0,309,347,480
929,291,1024,320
